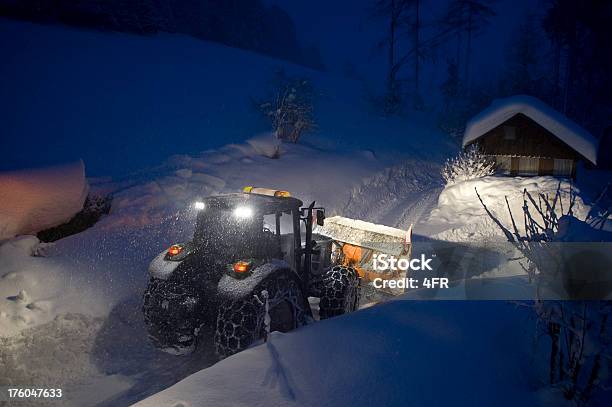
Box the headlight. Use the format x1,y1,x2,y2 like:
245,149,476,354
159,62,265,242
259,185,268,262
234,205,253,219
194,201,205,210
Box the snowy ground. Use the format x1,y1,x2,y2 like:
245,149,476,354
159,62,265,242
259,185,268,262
3,150,609,406
1,19,611,407
0,139,453,406
135,301,546,407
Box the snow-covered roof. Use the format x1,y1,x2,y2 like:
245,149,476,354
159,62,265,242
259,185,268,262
463,95,598,164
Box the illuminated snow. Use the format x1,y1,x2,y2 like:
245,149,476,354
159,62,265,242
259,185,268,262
0,160,88,240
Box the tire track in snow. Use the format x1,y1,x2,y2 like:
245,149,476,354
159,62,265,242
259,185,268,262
341,160,443,237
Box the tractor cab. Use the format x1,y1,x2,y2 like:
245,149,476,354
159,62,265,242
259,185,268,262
190,187,328,281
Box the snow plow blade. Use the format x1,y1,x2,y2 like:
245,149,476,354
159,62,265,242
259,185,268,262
315,216,412,295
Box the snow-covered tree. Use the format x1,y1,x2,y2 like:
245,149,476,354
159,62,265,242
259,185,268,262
255,70,316,143
441,144,495,185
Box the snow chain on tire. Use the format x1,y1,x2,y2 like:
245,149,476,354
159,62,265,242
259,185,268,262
319,265,360,319
214,270,308,359
142,279,200,355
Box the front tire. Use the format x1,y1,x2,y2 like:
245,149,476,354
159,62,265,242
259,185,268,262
142,278,202,355
214,269,308,359
319,265,360,319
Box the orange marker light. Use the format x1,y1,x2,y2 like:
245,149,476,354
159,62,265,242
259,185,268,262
167,245,183,256
233,261,251,273
273,190,291,198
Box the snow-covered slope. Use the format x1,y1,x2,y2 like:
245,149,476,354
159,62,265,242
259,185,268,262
0,18,454,177
134,301,543,407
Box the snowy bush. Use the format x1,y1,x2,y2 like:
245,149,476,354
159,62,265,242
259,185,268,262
441,144,496,186
476,184,612,404
255,70,316,143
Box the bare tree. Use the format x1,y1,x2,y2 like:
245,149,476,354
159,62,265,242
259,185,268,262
370,0,413,115
371,0,465,113
476,184,612,404
255,70,316,144
410,0,424,109
442,0,496,93
501,13,544,97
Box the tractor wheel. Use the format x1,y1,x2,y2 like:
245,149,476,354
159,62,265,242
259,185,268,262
142,278,202,355
214,269,308,359
319,265,360,319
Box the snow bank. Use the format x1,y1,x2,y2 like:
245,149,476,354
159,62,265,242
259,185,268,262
246,133,281,158
101,139,386,230
463,95,598,164
0,235,105,337
134,301,539,407
428,176,589,242
0,161,88,240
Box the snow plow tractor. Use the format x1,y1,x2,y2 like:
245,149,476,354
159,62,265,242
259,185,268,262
143,187,412,358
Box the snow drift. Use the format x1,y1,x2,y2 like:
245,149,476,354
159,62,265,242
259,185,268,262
134,301,540,407
0,160,88,240
245,133,281,158
428,176,590,242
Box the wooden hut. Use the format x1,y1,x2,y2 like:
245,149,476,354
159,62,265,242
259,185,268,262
463,95,598,177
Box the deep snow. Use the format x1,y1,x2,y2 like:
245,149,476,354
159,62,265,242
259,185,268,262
428,176,590,242
134,301,542,407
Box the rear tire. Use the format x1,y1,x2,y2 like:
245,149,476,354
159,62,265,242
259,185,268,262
319,265,360,319
214,269,308,359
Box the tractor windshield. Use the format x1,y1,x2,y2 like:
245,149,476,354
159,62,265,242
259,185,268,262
194,207,281,259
